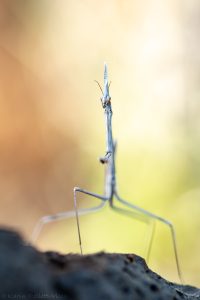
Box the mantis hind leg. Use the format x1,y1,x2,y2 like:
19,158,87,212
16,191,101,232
114,191,183,283
109,201,155,262
31,210,79,244
31,188,108,246
145,220,156,264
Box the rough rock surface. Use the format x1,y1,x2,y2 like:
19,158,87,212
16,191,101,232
0,228,199,300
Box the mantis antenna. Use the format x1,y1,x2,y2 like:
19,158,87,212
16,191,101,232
31,63,183,283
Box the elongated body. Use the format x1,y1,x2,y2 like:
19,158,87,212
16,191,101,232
32,63,183,283
99,64,116,201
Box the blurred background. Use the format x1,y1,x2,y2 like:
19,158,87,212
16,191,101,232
0,0,200,285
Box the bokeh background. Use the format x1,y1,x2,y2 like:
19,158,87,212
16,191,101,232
0,0,200,285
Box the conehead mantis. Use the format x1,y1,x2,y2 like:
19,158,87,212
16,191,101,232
32,63,183,283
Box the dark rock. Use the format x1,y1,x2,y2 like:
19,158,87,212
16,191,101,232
0,228,199,300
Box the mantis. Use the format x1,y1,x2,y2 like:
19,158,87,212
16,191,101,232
32,63,183,283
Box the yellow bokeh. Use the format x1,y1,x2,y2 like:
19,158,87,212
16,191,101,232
0,0,200,286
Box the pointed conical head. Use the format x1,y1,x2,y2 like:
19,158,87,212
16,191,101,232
102,63,111,104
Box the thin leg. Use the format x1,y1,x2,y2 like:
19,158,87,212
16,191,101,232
73,187,108,254
114,191,183,283
110,204,150,223
145,220,156,264
31,211,82,243
109,202,155,261
31,188,108,245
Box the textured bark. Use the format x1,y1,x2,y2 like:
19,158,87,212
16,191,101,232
0,228,199,300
